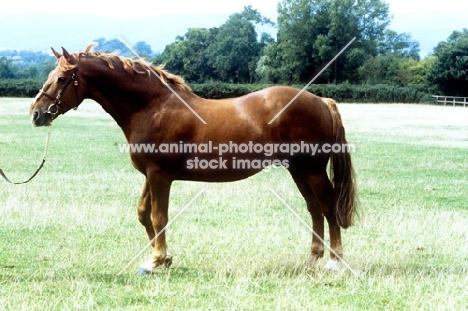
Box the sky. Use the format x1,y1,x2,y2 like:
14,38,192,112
2,0,467,57
2,0,465,19
1,1,276,18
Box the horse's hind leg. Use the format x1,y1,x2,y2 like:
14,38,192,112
307,171,343,270
288,168,325,267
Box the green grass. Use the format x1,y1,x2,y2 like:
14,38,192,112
1,99,468,310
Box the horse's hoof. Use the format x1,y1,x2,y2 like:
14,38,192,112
164,257,172,268
136,267,152,276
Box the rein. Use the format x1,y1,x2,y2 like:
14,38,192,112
1,68,79,184
0,126,52,184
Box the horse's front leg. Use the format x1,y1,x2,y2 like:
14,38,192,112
137,179,154,242
137,173,173,275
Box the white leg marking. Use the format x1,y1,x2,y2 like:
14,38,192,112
139,259,157,273
324,259,339,270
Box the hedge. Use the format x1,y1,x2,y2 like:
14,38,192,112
1,79,432,103
0,79,43,98
306,84,432,103
192,83,432,103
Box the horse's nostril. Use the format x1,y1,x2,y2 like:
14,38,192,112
32,110,39,121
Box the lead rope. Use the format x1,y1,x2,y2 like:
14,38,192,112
0,126,52,184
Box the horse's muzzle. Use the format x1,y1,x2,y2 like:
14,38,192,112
31,108,53,127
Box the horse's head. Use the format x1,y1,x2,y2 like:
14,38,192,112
30,47,85,126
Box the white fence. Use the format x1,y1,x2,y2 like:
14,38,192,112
432,95,468,107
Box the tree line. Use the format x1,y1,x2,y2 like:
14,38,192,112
153,0,468,97
1,0,468,98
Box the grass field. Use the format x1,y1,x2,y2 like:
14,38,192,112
1,98,467,310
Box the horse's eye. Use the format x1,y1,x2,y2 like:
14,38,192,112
57,77,67,84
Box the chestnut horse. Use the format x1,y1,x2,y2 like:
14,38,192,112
30,44,357,274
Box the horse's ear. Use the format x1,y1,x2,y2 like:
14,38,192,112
51,47,62,59
61,47,72,62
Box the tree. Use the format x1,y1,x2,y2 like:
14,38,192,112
153,28,219,83
133,41,153,58
154,6,273,83
0,57,16,79
409,56,436,87
378,30,420,60
357,54,422,86
206,6,274,83
263,0,391,84
93,38,132,56
357,27,421,86
39,61,57,80
427,29,468,96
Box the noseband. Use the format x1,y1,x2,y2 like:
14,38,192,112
40,68,79,115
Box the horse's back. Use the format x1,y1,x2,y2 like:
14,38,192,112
247,86,334,140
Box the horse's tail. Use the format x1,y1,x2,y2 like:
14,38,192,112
322,98,357,229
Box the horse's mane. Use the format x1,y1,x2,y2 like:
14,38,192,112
58,43,191,92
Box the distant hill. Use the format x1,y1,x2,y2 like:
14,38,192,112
0,12,230,54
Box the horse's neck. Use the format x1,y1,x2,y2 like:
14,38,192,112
82,61,197,139
87,77,190,140
84,69,153,125
91,94,132,126
90,88,154,129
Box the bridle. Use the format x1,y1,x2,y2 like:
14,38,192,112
39,67,80,115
